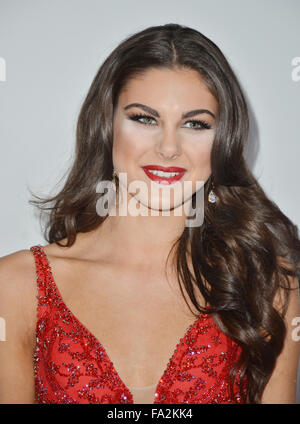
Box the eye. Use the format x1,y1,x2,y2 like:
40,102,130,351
184,120,212,130
128,113,156,126
128,113,212,130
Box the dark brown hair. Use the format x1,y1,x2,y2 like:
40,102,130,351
29,23,300,403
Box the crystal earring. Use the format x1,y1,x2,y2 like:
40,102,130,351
208,179,217,203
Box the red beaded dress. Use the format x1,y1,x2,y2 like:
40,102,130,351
30,244,247,404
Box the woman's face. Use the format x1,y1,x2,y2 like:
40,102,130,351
112,67,218,213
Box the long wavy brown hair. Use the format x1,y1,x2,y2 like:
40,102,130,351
29,23,300,403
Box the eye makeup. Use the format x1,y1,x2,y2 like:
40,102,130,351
127,113,212,130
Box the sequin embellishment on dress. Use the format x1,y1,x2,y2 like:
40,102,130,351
30,244,247,404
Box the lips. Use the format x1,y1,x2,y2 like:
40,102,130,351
142,165,187,172
142,164,187,185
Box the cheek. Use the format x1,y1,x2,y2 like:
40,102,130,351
113,122,148,171
187,138,213,179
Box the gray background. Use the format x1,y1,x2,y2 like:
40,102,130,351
0,0,299,403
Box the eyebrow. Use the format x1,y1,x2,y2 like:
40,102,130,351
124,102,216,119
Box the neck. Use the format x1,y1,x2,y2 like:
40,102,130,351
92,186,194,267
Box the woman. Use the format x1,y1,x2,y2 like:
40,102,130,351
0,23,300,404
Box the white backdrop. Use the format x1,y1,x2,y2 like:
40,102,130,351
0,0,299,403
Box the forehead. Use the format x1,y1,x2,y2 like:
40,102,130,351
118,67,218,113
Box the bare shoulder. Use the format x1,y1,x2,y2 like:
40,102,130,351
0,248,37,292
0,248,38,347
261,256,300,403
0,248,40,403
0,248,37,275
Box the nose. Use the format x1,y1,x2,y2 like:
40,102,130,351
155,125,182,160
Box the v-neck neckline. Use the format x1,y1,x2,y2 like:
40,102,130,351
35,244,209,404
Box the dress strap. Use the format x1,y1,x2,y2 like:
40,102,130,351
30,244,57,319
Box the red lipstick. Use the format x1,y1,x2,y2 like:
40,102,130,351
142,164,187,185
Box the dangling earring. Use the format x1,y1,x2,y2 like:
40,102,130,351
208,179,217,203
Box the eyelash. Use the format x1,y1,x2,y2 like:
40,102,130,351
128,113,212,130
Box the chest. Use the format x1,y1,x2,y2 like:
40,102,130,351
37,258,208,388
